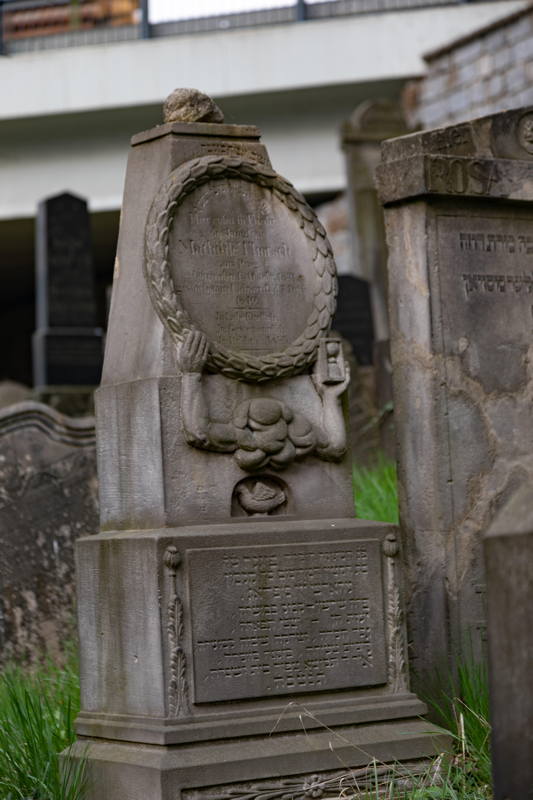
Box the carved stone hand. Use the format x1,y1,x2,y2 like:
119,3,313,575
178,330,209,373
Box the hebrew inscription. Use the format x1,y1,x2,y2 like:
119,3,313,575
188,540,386,703
437,214,533,393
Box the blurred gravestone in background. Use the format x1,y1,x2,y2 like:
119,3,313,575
342,99,407,344
32,192,104,415
315,197,379,464
0,401,97,665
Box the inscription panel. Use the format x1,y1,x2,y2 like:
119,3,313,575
188,540,387,703
168,179,315,355
437,214,533,394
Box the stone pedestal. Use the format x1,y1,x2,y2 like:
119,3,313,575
376,107,533,685
72,520,446,799
71,92,447,796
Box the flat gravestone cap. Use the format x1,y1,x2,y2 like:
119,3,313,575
376,106,533,205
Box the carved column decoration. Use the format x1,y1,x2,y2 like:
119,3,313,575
164,545,190,717
383,532,409,692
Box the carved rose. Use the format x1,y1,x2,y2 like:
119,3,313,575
302,775,325,798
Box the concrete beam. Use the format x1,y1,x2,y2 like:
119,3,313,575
0,2,526,121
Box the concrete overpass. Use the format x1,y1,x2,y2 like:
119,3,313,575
0,0,525,383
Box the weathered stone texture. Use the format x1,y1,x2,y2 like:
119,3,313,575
377,106,533,683
0,401,97,663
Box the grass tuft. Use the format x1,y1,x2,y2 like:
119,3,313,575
0,646,86,800
353,455,399,524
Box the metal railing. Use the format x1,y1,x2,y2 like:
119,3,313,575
0,0,487,55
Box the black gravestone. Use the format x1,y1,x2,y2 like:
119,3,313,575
332,275,374,365
32,192,103,390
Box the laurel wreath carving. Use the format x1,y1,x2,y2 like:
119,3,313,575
144,155,337,382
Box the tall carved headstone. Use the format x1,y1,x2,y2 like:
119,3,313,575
70,89,446,798
376,107,533,686
484,484,533,800
33,192,103,410
341,100,406,342
0,401,97,664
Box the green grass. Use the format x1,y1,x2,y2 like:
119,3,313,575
352,458,492,798
335,657,492,797
353,455,399,524
0,646,86,800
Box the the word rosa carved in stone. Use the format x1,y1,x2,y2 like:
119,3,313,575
179,330,349,471
144,155,336,382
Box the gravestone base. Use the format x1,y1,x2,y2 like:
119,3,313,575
33,327,103,389
68,723,443,800
72,519,448,798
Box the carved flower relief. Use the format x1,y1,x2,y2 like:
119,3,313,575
302,775,326,798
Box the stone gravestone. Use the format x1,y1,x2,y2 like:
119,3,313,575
0,401,97,664
484,484,533,800
70,89,446,799
333,275,374,367
33,192,103,412
376,107,533,686
341,100,407,343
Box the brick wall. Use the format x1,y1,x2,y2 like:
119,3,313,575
417,6,533,129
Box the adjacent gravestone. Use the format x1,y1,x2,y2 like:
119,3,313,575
484,484,533,800
341,100,406,342
33,192,103,411
376,106,533,686
69,89,447,799
0,401,97,664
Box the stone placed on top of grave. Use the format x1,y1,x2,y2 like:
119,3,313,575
376,106,533,689
32,191,103,413
69,89,448,800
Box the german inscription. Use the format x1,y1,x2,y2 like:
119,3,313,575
168,179,315,354
188,540,386,703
